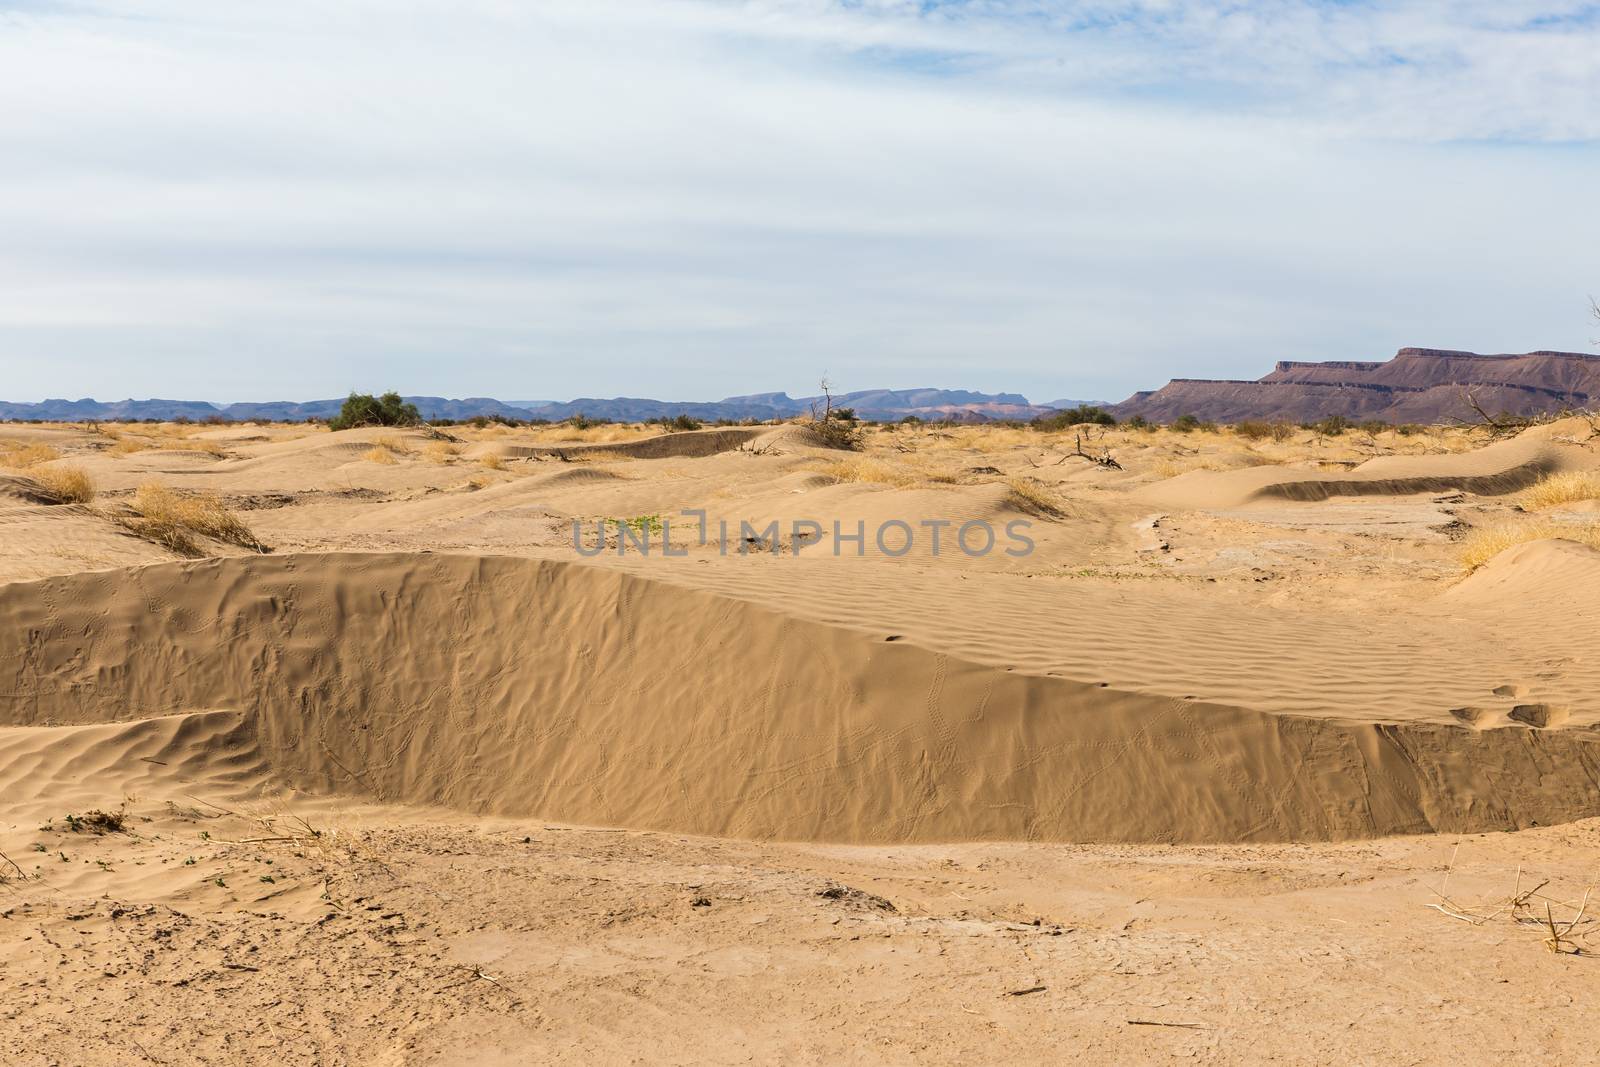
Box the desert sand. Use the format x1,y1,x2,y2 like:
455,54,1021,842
3,413,1600,1064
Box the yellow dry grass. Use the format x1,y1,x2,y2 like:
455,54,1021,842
808,456,921,488
156,438,227,456
107,437,152,456
362,447,399,465
1003,476,1064,517
28,464,96,504
1458,521,1600,572
1522,471,1600,510
121,482,267,555
423,441,462,464
372,433,414,455
479,453,506,471
0,443,63,468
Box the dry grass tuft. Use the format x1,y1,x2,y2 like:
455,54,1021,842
1522,470,1600,510
479,453,506,471
372,433,414,455
1457,520,1600,572
1003,476,1065,518
809,457,919,488
108,437,152,456
153,437,227,456
119,482,268,555
423,441,461,464
1427,851,1595,955
0,443,63,468
29,464,96,504
362,446,398,465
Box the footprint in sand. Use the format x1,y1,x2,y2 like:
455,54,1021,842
1449,707,1491,728
1508,704,1569,729
1491,684,1524,698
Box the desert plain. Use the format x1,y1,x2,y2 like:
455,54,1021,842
2,412,1600,1064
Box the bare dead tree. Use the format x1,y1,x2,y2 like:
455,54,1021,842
1052,430,1123,469
1454,386,1534,437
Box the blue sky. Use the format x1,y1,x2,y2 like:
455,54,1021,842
1,0,1597,403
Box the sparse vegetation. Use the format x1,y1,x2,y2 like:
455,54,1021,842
362,447,398,465
808,378,864,451
1234,419,1295,442
809,456,920,488
0,442,62,468
64,806,127,834
1522,471,1600,510
1457,520,1600,572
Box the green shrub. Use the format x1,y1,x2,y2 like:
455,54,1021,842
1034,406,1116,431
328,392,422,431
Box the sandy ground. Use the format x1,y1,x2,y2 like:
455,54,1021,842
3,414,1600,1063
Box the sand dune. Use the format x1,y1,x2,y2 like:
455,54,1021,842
5,551,1598,845
1138,433,1594,508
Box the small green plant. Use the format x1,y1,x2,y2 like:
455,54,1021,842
607,514,664,535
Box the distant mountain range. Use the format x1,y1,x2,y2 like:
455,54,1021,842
1110,348,1600,424
0,388,1073,424
7,348,1595,426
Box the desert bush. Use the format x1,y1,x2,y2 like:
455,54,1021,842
479,453,506,471
28,465,96,504
328,392,421,431
1306,415,1352,436
657,414,703,432
1522,471,1600,510
121,482,267,555
1170,414,1217,433
1233,420,1271,440
1033,405,1115,430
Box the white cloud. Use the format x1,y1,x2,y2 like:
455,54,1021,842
0,0,1596,402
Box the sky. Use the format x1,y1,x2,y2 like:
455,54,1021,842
1,1,1597,405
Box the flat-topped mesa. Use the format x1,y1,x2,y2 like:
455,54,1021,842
1113,347,1600,424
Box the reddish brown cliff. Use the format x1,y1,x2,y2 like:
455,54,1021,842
1111,348,1600,424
